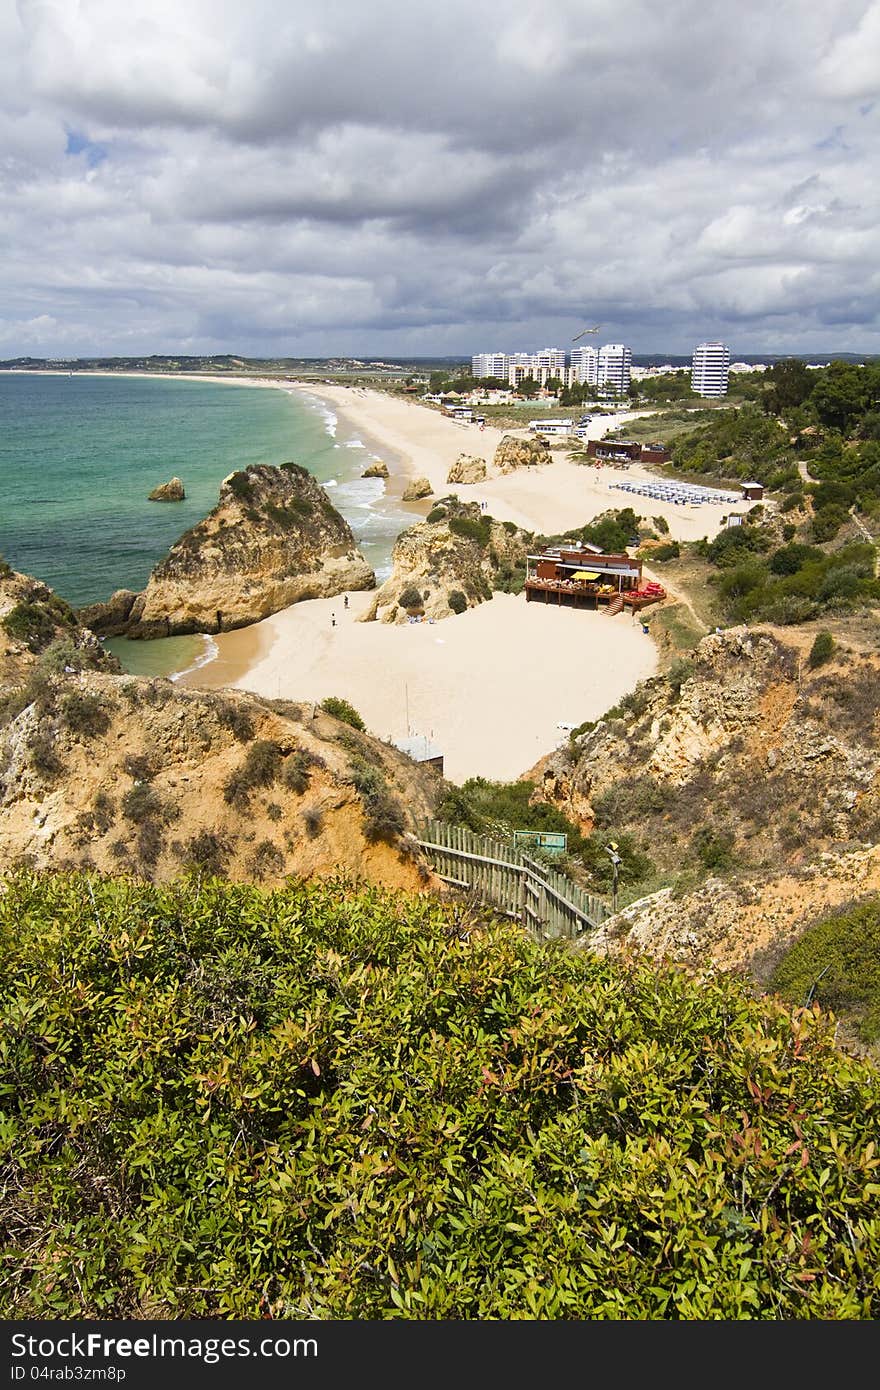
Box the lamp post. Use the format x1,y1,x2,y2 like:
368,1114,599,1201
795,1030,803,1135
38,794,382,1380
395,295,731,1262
605,842,622,912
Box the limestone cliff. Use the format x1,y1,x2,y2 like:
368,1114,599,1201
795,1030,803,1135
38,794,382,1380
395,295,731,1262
493,434,551,473
0,562,117,688
82,464,375,638
360,498,530,624
535,628,880,860
0,666,440,891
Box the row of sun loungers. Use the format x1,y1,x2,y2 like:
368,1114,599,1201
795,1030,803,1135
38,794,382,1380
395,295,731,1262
609,481,740,506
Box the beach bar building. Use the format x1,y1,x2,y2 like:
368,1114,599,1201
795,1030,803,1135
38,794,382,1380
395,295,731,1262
525,544,644,610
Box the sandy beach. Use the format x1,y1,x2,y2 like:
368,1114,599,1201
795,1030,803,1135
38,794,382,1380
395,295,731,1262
293,383,751,541
190,589,658,783
176,382,750,781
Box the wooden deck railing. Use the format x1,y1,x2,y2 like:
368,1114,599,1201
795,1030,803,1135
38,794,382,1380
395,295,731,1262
415,819,607,941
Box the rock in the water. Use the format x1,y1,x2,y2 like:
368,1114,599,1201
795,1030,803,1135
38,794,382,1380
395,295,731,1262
362,460,389,479
402,476,434,501
120,463,375,638
446,454,487,485
493,434,551,473
148,476,186,502
78,589,143,638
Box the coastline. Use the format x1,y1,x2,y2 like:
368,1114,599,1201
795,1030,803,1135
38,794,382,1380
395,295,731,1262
177,382,750,780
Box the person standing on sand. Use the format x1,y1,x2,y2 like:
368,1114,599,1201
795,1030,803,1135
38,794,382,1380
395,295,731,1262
331,613,336,627
343,594,349,610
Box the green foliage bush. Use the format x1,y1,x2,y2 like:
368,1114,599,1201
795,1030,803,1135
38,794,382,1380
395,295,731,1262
4,871,878,1318
121,783,162,824
226,471,254,502
397,586,423,610
320,697,366,731
447,589,468,614
2,603,60,654
60,691,111,738
808,631,835,668
771,901,880,1043
448,515,491,546
649,541,680,562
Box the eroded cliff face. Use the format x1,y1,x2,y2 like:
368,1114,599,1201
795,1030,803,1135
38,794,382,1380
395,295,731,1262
533,625,880,991
81,464,375,638
0,669,440,891
359,498,530,624
534,626,880,878
0,565,116,687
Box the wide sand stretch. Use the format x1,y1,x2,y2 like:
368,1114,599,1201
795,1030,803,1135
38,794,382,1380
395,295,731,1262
186,384,755,781
193,589,659,784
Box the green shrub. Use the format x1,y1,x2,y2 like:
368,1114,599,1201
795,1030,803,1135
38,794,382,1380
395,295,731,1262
217,701,255,743
426,507,447,524
649,541,680,562
282,751,313,795
2,603,59,653
652,515,670,536
27,732,65,780
60,691,111,738
771,901,880,1043
447,590,468,614
448,515,491,546
226,470,254,502
121,783,162,824
320,697,366,731
183,831,231,876
808,631,835,668
1,871,879,1317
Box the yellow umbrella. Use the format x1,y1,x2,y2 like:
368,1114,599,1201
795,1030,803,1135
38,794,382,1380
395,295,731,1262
572,570,600,580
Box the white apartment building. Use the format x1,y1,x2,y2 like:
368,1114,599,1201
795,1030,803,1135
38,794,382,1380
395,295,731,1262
691,342,730,396
471,352,510,379
597,343,632,395
570,345,599,384
471,342,632,393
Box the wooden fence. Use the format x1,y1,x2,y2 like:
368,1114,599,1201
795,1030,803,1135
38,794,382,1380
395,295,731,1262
415,819,607,941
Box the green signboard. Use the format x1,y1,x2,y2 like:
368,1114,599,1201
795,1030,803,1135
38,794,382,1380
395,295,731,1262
513,830,568,856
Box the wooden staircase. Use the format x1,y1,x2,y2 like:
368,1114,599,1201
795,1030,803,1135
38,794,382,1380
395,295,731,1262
604,595,624,616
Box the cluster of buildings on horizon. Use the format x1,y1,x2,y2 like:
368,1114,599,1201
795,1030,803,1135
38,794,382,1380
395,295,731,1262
471,341,751,398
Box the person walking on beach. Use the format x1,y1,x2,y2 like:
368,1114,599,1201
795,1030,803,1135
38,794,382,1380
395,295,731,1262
331,613,336,628
343,594,349,610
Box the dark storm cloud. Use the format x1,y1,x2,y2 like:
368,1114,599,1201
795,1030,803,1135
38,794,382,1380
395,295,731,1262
3,0,880,355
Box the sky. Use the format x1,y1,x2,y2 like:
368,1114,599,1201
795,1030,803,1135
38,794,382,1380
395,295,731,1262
2,0,880,359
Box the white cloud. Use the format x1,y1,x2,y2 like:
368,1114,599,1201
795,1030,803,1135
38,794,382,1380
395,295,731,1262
2,0,880,355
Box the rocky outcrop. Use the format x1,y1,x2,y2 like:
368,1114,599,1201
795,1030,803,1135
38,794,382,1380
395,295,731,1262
0,665,441,891
493,434,551,473
402,476,433,501
362,460,389,479
447,454,487,485
78,589,141,638
360,498,530,624
0,565,117,686
589,844,880,985
82,464,375,639
533,626,880,876
148,476,185,501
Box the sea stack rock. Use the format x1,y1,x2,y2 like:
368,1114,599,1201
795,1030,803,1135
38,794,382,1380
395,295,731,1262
402,477,434,501
148,476,186,502
125,463,375,638
362,460,389,479
493,434,551,473
446,454,487,485
360,499,529,625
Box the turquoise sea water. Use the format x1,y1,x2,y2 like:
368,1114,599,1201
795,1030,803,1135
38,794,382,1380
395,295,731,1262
0,373,408,677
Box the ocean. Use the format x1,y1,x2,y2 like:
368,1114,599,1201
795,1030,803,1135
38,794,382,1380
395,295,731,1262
0,373,409,678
